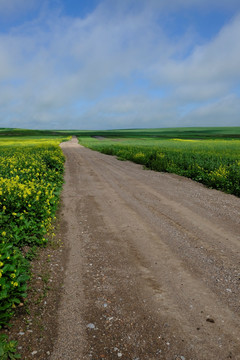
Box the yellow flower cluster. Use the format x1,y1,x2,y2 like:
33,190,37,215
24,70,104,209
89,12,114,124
0,137,69,147
134,152,145,159
156,152,165,159
0,138,66,245
210,164,229,179
172,139,199,142
0,136,68,327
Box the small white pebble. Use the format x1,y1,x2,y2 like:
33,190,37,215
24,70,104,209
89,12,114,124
87,323,95,329
118,353,122,358
31,351,38,356
18,332,25,336
226,288,232,292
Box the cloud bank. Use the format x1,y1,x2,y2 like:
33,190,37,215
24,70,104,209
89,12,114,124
0,0,239,129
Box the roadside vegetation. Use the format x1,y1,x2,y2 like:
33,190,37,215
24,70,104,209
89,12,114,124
78,128,240,197
0,134,69,358
0,126,239,357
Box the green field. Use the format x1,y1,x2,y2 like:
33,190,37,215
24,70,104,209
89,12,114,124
77,127,240,197
1,126,240,139
60,126,240,139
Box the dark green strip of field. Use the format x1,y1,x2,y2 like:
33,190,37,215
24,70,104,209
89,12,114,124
1,126,240,139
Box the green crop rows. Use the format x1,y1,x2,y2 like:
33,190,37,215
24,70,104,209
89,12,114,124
79,134,240,197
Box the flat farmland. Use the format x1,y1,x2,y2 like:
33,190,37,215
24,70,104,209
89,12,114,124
1,128,240,359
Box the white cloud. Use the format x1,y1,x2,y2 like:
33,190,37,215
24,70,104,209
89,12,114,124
154,13,240,103
181,94,240,126
0,0,239,129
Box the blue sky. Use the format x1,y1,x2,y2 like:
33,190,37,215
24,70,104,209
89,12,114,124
0,0,240,130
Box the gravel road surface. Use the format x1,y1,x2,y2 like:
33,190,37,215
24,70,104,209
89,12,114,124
50,137,240,360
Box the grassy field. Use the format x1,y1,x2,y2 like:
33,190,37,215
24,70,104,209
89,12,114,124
78,127,240,197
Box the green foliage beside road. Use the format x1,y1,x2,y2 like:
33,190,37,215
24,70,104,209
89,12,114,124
0,135,68,357
79,132,240,197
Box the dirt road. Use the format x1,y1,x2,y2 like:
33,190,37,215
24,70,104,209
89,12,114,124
51,137,240,360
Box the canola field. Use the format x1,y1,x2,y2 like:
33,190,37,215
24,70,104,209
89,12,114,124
79,136,240,197
0,136,69,329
